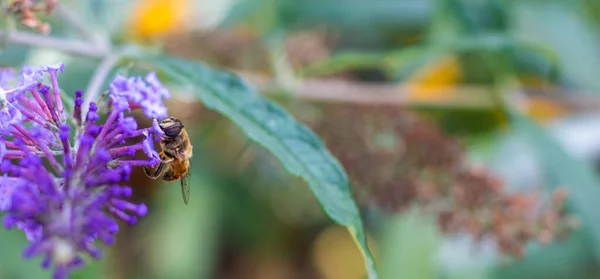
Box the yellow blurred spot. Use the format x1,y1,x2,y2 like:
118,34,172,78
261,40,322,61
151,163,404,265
526,96,567,123
312,226,378,279
406,55,461,102
517,76,567,122
128,0,191,39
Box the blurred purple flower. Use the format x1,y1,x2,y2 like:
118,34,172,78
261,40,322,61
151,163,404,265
0,68,14,89
0,64,169,279
109,72,170,119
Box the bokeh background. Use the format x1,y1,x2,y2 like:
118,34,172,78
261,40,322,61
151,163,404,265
3,0,600,278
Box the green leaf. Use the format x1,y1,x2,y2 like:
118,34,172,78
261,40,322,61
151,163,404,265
379,207,440,279
513,1,600,90
137,55,378,279
509,112,600,260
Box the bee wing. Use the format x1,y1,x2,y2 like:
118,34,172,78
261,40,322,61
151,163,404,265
181,171,191,205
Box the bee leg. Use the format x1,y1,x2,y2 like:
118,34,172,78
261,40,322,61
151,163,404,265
144,152,165,179
143,166,153,179
143,162,165,180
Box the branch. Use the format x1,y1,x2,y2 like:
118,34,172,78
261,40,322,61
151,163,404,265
54,4,110,50
0,29,108,58
81,54,120,118
238,72,600,111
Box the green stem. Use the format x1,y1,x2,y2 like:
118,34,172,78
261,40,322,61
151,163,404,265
55,5,110,50
0,29,108,58
81,54,120,118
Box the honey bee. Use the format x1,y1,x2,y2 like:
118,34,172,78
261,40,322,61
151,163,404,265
143,117,193,204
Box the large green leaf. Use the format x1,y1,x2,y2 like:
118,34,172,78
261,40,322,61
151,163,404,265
137,55,378,278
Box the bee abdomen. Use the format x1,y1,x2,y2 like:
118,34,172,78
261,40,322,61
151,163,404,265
162,170,182,182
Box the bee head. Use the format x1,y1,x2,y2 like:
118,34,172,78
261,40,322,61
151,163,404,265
159,117,184,137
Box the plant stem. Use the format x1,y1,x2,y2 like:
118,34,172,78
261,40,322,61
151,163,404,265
0,29,107,58
82,54,119,117
0,26,116,117
54,5,110,50
0,24,118,118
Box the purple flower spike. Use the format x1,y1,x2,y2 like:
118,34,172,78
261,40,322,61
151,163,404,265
142,130,160,160
145,72,170,99
0,64,171,278
0,68,14,89
21,66,43,85
109,73,170,119
0,174,18,210
0,89,23,135
73,90,83,125
43,63,65,74
0,141,5,163
148,118,165,141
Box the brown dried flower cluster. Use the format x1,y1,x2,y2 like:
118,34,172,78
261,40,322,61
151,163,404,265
4,0,57,34
283,30,333,70
436,170,577,258
308,103,578,258
163,28,335,74
163,28,270,72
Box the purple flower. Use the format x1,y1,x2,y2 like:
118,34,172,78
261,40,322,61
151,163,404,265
150,118,165,138
0,141,5,163
0,90,23,135
142,130,160,160
0,64,169,279
0,68,14,89
109,72,170,119
20,66,43,88
0,174,18,210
